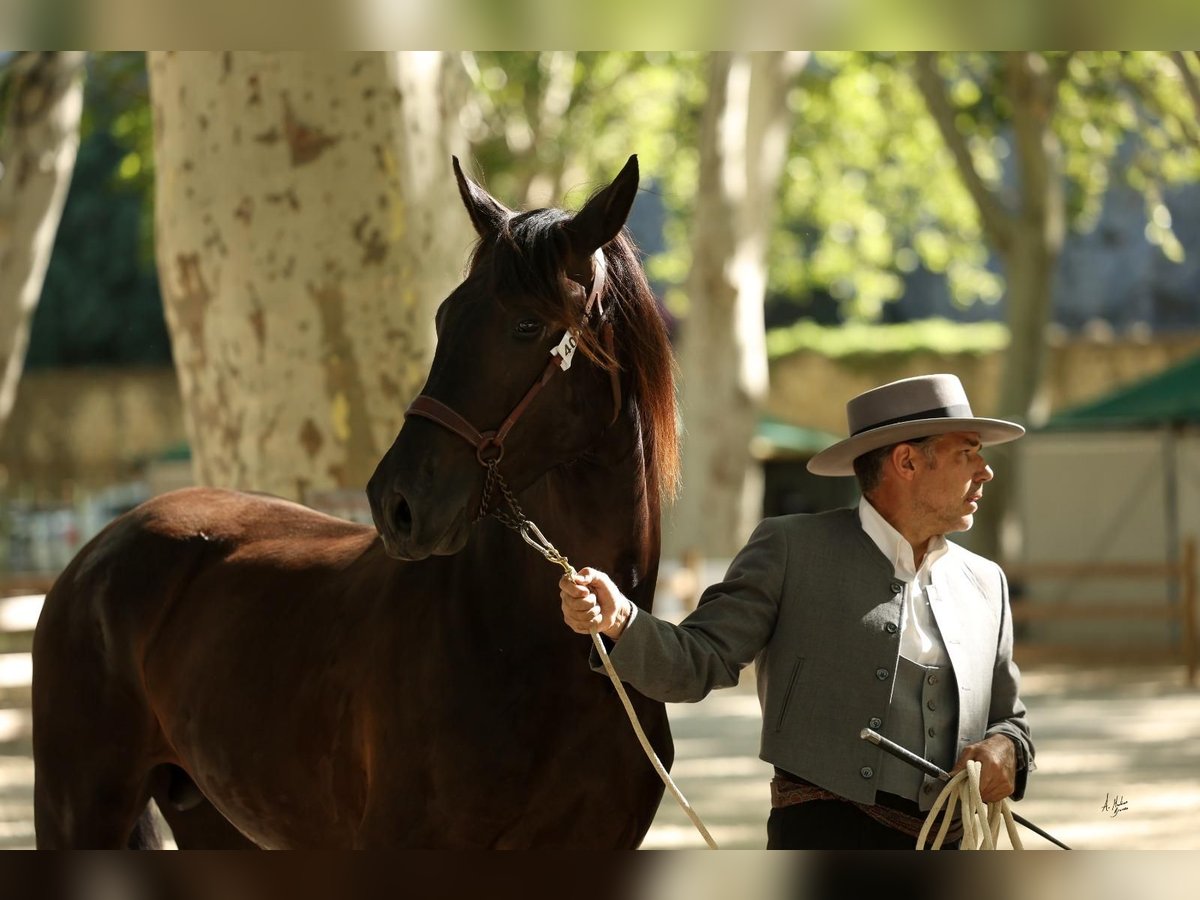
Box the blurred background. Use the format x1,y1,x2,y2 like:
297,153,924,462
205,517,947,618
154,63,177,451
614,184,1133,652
1,50,1199,850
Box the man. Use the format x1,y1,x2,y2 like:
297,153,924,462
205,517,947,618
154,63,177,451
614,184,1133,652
560,374,1035,849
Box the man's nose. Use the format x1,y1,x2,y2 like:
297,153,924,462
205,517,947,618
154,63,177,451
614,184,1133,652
978,460,994,482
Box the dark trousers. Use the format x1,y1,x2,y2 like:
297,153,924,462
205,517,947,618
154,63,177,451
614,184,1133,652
766,799,960,850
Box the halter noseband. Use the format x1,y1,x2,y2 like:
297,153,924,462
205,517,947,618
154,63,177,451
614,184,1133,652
404,249,621,480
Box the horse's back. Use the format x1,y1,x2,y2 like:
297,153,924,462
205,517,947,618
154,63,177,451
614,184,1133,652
37,486,375,654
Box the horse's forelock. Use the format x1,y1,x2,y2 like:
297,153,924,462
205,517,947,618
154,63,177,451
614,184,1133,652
469,209,581,328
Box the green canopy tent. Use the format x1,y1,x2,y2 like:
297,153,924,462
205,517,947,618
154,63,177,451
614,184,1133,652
1046,355,1200,431
1040,353,1200,603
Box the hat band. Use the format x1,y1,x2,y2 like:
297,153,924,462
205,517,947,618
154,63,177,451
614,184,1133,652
851,403,974,436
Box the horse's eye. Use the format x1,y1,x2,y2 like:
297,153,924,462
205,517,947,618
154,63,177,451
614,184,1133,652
513,318,544,339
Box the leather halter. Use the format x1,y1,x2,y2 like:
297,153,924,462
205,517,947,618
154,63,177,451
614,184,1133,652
404,250,621,469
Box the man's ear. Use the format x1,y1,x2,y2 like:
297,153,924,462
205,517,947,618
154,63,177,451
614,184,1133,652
890,443,920,482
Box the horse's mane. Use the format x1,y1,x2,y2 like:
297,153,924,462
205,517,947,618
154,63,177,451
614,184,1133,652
468,207,680,503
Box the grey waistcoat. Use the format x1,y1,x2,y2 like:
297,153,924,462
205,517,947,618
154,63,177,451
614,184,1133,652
597,508,1034,806
875,658,958,811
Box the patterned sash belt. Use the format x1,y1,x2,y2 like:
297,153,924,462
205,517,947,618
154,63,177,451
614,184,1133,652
770,774,964,843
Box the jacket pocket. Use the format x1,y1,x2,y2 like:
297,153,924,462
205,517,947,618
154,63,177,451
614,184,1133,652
774,656,806,732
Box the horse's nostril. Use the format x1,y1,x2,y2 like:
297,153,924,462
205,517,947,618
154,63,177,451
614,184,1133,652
392,496,414,533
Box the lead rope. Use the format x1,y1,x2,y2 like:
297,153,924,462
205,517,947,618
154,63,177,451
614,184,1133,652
480,461,719,850
916,760,1023,850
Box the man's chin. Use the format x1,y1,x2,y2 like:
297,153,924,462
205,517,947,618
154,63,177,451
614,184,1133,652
948,513,974,534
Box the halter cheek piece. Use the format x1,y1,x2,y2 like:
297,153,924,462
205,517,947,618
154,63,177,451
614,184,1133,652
403,250,621,518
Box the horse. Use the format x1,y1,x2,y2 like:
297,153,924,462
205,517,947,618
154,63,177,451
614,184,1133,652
31,155,680,848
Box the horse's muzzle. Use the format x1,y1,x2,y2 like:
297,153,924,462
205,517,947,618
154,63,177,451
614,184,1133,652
368,479,470,561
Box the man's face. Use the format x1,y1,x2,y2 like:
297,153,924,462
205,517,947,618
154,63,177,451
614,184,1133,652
911,431,994,535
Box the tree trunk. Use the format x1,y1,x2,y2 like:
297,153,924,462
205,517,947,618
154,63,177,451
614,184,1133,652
974,54,1066,561
0,52,85,442
997,52,1066,426
148,52,473,500
974,228,1060,560
667,51,806,560
915,52,1066,562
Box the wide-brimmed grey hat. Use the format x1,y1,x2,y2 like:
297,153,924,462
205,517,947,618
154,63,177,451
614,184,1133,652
806,374,1024,477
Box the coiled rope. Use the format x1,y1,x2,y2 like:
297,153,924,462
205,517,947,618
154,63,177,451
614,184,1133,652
916,759,1023,850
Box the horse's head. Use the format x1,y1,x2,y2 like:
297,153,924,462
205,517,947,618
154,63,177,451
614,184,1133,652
367,155,642,561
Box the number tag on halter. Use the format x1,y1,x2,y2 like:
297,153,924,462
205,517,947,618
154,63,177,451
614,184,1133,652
551,330,578,371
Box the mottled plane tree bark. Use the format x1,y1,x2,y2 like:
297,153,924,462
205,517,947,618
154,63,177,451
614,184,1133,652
0,52,85,442
669,51,808,559
148,52,473,500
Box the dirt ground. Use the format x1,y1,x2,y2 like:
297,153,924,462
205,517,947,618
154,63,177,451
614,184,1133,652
3,624,1197,849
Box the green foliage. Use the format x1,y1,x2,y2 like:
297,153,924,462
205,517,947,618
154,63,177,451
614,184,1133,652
465,51,704,210
766,318,1009,361
19,50,1200,377
25,52,169,369
761,51,1200,323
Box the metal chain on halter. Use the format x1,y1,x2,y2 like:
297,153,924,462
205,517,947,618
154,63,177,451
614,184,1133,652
479,460,575,577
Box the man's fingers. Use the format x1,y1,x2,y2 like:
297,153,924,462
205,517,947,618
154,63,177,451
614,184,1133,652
950,751,1014,803
559,576,590,598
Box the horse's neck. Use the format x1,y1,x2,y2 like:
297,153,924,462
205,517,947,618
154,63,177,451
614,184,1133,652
562,410,659,599
490,408,659,611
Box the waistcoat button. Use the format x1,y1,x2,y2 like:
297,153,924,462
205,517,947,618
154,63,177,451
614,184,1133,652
869,717,882,729
927,673,939,686
875,667,889,681
860,766,874,779
890,581,903,594
885,622,898,634
928,727,937,738
927,699,937,711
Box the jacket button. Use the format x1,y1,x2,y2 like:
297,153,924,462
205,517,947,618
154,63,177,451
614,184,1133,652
927,673,940,686
860,766,874,779
875,667,889,681
869,717,882,729
885,622,898,634
890,581,903,594
927,699,937,711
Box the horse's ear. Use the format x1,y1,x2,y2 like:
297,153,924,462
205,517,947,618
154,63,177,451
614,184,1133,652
453,156,511,240
564,155,639,258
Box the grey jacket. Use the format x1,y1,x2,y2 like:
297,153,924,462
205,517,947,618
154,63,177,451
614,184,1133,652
601,508,1034,804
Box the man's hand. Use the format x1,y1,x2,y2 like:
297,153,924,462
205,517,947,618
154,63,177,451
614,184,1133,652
950,734,1016,802
559,567,633,639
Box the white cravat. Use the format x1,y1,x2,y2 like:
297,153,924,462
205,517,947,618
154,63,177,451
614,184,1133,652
858,497,950,666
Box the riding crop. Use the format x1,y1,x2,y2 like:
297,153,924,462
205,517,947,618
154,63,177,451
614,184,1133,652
860,727,1070,849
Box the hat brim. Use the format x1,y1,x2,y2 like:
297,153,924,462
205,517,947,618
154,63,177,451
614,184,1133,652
806,417,1025,477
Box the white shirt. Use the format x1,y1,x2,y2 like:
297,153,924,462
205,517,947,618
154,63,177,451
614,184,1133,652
858,497,951,666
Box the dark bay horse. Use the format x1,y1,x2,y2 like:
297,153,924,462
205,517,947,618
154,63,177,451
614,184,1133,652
32,155,679,848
